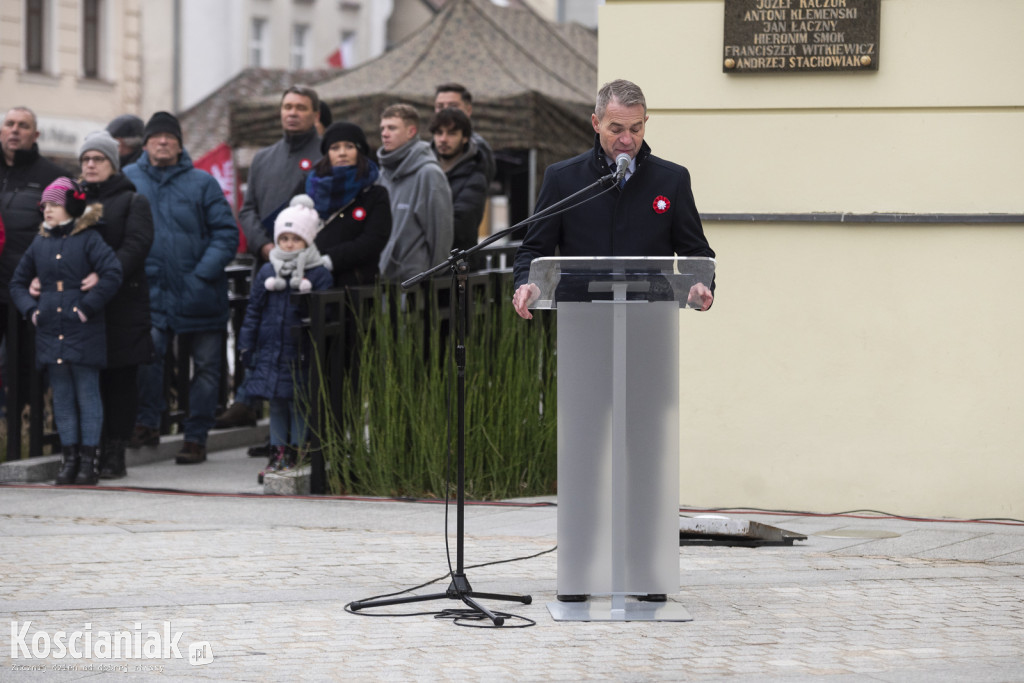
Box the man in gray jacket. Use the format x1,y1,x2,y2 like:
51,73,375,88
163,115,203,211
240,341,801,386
239,85,321,262
376,104,453,282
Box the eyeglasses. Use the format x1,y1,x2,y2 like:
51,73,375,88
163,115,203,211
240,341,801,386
81,155,110,165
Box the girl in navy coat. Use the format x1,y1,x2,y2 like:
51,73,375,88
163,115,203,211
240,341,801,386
238,195,332,481
9,177,122,485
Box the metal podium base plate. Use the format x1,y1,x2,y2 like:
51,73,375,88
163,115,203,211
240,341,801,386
547,598,693,622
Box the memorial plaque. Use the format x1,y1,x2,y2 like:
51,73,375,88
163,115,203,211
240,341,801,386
723,0,880,73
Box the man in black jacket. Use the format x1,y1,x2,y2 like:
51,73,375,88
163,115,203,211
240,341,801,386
512,80,715,319
434,83,496,184
0,107,65,409
511,80,716,606
429,108,488,252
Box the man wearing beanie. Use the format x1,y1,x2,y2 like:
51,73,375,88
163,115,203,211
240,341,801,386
124,111,238,464
223,85,322,429
0,106,65,412
106,114,145,168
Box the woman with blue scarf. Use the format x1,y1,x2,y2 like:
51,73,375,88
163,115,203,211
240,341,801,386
304,122,392,287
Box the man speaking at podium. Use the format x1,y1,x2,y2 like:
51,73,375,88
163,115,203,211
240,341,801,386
511,80,716,608
512,79,715,318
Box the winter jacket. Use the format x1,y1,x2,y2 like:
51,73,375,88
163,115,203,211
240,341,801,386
472,132,496,185
313,183,392,288
513,135,715,288
124,149,239,333
9,205,123,368
82,173,155,367
376,139,453,282
0,144,66,304
239,129,321,258
436,138,488,252
238,261,333,400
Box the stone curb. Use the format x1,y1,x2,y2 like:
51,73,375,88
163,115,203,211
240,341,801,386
0,421,269,483
263,464,311,495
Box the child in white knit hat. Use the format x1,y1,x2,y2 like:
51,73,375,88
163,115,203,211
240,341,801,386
238,195,333,481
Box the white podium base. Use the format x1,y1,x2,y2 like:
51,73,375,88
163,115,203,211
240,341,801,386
547,597,693,622
557,301,681,596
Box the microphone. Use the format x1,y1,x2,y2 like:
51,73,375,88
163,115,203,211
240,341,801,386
614,153,631,181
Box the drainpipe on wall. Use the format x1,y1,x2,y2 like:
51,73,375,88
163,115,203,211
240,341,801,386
172,0,181,113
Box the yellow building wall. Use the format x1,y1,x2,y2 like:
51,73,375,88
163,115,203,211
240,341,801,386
600,0,1024,518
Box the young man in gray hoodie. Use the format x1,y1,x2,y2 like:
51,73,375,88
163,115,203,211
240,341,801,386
376,104,453,282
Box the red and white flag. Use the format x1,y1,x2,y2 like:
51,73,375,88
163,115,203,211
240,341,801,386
326,35,356,69
195,143,246,253
195,143,238,208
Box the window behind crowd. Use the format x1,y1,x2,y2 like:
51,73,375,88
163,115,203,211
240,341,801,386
25,0,48,73
250,17,268,68
291,23,310,70
82,0,102,80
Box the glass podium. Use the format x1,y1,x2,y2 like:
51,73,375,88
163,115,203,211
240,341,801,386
528,256,716,622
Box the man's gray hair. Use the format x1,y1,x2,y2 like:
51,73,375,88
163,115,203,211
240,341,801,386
4,106,38,129
595,80,646,119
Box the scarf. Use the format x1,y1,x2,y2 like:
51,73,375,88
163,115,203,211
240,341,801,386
266,243,325,293
305,161,380,220
41,218,76,237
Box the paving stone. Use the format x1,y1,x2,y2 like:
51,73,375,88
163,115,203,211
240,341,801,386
2,449,1024,680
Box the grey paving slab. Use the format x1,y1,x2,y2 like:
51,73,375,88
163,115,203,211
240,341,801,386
989,548,1024,564
824,528,984,559
914,530,1024,563
2,455,1024,682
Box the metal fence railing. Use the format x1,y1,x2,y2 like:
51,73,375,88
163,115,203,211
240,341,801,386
2,242,520,465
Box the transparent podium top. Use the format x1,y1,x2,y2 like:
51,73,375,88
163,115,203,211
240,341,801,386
527,256,715,309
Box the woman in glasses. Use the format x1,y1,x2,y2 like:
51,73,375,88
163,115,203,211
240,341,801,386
76,130,155,479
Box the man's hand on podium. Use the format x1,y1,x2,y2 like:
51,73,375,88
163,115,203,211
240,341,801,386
512,283,541,319
687,283,713,311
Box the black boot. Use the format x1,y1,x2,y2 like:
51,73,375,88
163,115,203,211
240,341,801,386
284,445,299,469
75,445,101,486
99,439,127,480
248,437,272,458
258,446,288,484
55,446,80,486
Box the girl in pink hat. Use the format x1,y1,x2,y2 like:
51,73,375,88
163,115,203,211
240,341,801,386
9,177,122,485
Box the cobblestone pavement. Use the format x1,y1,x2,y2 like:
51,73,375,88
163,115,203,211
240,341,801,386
2,448,1023,681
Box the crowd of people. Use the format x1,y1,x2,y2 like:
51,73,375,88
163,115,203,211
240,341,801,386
0,82,495,485
3,77,715,499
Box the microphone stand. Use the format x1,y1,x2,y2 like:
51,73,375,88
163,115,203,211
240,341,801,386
348,168,618,625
